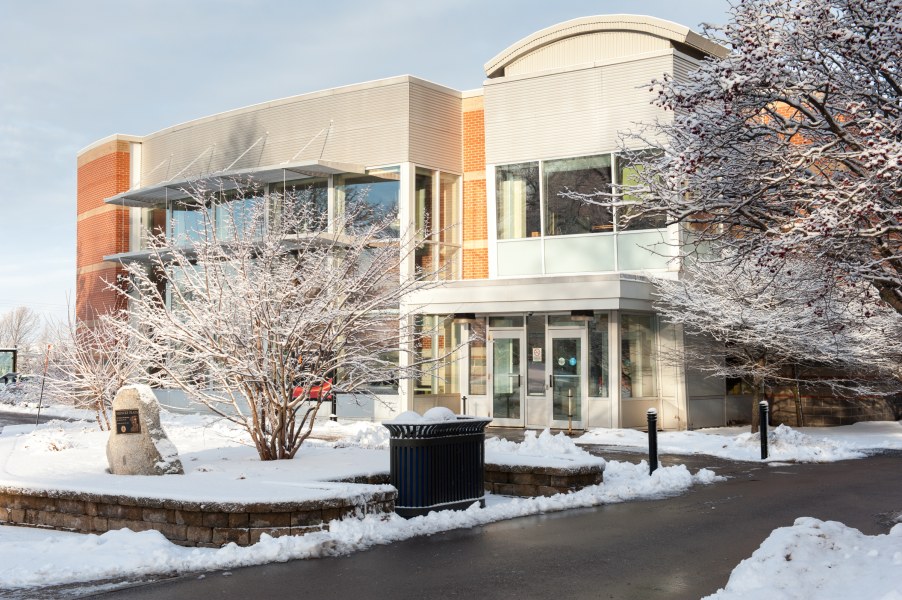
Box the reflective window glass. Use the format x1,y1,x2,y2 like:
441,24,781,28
496,163,540,240
544,155,613,236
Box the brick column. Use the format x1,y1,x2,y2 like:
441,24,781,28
76,138,132,326
462,95,488,279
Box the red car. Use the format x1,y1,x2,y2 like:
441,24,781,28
292,378,333,401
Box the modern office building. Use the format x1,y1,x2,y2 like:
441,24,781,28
76,15,751,430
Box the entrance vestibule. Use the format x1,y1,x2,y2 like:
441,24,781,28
484,313,620,430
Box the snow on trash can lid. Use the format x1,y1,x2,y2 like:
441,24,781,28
387,407,458,424
383,409,491,438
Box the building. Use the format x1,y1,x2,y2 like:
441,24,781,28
76,15,759,431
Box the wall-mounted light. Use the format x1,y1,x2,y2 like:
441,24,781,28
569,309,594,322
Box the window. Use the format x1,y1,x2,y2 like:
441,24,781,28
526,314,545,395
589,314,609,397
468,320,487,395
620,314,657,398
544,155,613,236
336,167,401,237
438,172,461,280
168,201,206,246
415,316,461,395
496,162,540,239
415,169,461,280
214,189,262,241
616,154,666,231
270,177,328,232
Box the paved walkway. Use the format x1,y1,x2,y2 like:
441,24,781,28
58,445,902,600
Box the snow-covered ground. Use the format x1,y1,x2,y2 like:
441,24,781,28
0,408,717,590
577,421,902,463
0,404,899,595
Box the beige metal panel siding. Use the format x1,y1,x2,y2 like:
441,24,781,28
484,68,605,165
601,54,674,150
505,31,671,77
485,54,673,164
409,82,463,173
139,83,411,188
672,54,701,85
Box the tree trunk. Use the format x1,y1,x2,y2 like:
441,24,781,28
793,364,804,428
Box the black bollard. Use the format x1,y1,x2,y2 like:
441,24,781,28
647,408,658,474
759,400,769,460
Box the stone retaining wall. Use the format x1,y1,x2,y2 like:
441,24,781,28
484,463,603,497
0,486,395,547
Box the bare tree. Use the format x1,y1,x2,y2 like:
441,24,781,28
0,306,42,350
45,312,142,431
116,183,451,460
655,252,902,432
618,0,902,314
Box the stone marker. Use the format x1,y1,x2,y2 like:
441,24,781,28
106,384,184,475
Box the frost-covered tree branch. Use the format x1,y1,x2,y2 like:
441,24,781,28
617,0,902,313
655,251,902,432
115,182,453,460
46,312,142,431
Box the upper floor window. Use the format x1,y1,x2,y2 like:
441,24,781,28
336,167,401,237
495,153,664,240
496,162,540,240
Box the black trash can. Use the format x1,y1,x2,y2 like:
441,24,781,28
383,416,492,518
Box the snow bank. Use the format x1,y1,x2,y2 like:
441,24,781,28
577,422,901,463
485,429,606,469
705,518,902,599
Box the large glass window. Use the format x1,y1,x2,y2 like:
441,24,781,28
270,177,328,232
415,316,461,395
616,154,666,231
414,168,435,275
414,169,461,280
336,167,401,237
214,190,262,242
168,201,206,246
620,314,657,398
438,172,461,280
496,162,540,240
544,155,613,236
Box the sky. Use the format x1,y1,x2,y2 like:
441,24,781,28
0,0,731,325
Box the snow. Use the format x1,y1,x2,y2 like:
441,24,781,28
0,408,719,590
387,407,468,424
485,429,606,469
0,407,899,593
577,421,902,463
704,518,902,600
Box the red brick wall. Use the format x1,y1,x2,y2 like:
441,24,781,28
462,96,488,279
76,139,132,323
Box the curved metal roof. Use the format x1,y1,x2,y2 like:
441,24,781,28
484,14,728,78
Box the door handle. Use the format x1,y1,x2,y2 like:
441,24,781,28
549,374,555,387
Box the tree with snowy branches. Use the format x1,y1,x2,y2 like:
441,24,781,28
620,0,902,314
655,252,902,432
115,183,451,461
46,312,142,431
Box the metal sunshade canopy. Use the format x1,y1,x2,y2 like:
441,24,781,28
103,159,366,208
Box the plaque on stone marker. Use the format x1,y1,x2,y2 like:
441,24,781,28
115,409,141,434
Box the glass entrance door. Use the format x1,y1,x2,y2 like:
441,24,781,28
548,332,585,428
491,333,525,426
